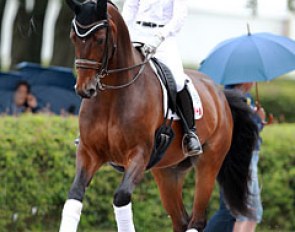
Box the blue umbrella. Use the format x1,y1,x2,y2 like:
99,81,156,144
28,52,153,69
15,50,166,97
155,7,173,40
199,32,295,84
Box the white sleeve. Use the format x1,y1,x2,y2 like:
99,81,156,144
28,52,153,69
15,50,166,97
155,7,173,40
122,0,140,27
160,0,188,38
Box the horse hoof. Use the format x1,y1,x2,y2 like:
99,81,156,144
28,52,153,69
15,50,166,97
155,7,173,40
186,229,198,232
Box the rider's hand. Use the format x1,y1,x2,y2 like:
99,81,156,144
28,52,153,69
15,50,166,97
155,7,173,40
144,33,165,55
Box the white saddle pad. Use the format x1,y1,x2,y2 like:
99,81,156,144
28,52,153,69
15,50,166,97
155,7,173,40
150,61,203,120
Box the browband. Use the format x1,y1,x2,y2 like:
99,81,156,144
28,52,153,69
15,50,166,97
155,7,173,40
72,18,108,38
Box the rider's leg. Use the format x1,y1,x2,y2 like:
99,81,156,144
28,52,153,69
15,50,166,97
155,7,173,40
155,37,203,156
176,83,203,156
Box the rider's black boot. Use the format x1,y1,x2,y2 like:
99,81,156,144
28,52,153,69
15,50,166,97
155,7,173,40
177,84,203,156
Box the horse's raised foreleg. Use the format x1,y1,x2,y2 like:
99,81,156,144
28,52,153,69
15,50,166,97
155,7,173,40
152,166,190,232
187,144,228,232
113,147,146,232
59,146,103,232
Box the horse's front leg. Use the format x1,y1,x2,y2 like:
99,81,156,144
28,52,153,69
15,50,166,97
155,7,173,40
59,146,103,232
113,146,146,232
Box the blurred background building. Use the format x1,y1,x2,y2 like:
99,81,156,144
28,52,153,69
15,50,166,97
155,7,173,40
0,0,295,70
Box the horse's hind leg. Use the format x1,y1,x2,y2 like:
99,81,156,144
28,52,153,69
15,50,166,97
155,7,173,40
59,146,103,232
187,143,229,232
152,165,190,232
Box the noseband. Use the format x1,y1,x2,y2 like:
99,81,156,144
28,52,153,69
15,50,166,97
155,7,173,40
72,18,150,91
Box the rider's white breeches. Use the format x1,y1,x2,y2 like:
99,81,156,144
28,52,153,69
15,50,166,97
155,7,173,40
129,24,187,91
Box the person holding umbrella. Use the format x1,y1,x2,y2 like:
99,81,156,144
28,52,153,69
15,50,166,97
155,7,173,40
199,30,295,232
205,82,265,232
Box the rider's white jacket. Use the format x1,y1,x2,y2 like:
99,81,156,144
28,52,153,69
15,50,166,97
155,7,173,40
122,0,189,92
122,0,188,39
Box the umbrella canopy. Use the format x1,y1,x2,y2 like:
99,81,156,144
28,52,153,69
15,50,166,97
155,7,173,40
199,33,295,84
31,86,80,114
0,72,23,90
16,62,76,90
0,63,81,115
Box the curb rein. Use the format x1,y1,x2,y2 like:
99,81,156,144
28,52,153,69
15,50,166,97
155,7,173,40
73,18,150,91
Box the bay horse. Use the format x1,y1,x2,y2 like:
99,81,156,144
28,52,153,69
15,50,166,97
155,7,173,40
59,1,258,232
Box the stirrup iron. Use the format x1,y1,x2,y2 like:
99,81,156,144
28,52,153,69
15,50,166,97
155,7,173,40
182,132,203,157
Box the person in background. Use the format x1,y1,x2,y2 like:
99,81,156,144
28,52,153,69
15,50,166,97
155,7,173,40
9,81,40,115
205,82,264,232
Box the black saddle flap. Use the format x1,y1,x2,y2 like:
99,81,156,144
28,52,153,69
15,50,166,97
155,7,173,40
151,58,177,113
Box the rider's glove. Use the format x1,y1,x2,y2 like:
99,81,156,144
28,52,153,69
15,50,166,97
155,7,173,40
144,33,165,55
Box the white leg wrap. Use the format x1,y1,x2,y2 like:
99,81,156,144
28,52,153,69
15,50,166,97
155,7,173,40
186,229,198,232
59,199,83,232
113,203,136,232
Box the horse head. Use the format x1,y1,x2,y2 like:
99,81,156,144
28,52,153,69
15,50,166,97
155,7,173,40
66,0,113,98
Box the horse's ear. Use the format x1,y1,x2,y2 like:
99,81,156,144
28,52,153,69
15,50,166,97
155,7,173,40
66,0,82,14
97,0,107,20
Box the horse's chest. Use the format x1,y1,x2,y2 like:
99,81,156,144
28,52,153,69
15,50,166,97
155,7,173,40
83,120,130,149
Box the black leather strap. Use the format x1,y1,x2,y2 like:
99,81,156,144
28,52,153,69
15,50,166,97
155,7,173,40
136,21,164,28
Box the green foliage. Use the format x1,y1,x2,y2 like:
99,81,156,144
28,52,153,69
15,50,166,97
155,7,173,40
258,124,295,231
0,115,294,231
251,78,295,122
0,115,78,231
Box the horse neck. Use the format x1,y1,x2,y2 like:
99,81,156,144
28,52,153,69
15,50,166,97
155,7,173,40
102,12,142,90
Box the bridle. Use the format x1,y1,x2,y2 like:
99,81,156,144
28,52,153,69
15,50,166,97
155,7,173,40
72,17,150,91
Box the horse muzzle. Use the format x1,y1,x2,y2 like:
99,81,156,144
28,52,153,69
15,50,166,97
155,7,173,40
75,79,98,98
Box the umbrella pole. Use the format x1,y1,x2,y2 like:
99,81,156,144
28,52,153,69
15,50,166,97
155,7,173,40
255,82,261,109
255,82,274,125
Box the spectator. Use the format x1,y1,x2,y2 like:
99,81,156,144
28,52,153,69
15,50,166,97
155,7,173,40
9,81,40,115
206,82,264,232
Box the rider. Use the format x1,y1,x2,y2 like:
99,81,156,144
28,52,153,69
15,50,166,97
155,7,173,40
122,0,203,156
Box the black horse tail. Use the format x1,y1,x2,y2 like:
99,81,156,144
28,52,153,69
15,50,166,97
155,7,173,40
217,89,258,216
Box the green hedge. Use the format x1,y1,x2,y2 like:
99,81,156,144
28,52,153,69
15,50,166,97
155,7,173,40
251,78,295,123
0,115,294,231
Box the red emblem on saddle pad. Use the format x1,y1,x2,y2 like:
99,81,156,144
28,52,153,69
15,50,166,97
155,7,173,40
195,107,202,116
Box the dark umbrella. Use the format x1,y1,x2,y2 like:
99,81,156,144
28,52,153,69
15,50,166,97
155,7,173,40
0,63,80,114
31,86,80,114
16,62,76,90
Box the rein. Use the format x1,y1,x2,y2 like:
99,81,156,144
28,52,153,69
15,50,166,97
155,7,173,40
73,18,150,91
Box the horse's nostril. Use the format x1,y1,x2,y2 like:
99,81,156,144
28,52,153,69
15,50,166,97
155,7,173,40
89,88,96,96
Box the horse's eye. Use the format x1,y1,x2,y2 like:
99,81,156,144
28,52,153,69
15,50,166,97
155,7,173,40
97,38,105,45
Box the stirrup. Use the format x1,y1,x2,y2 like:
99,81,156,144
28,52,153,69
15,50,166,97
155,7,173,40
182,132,203,157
